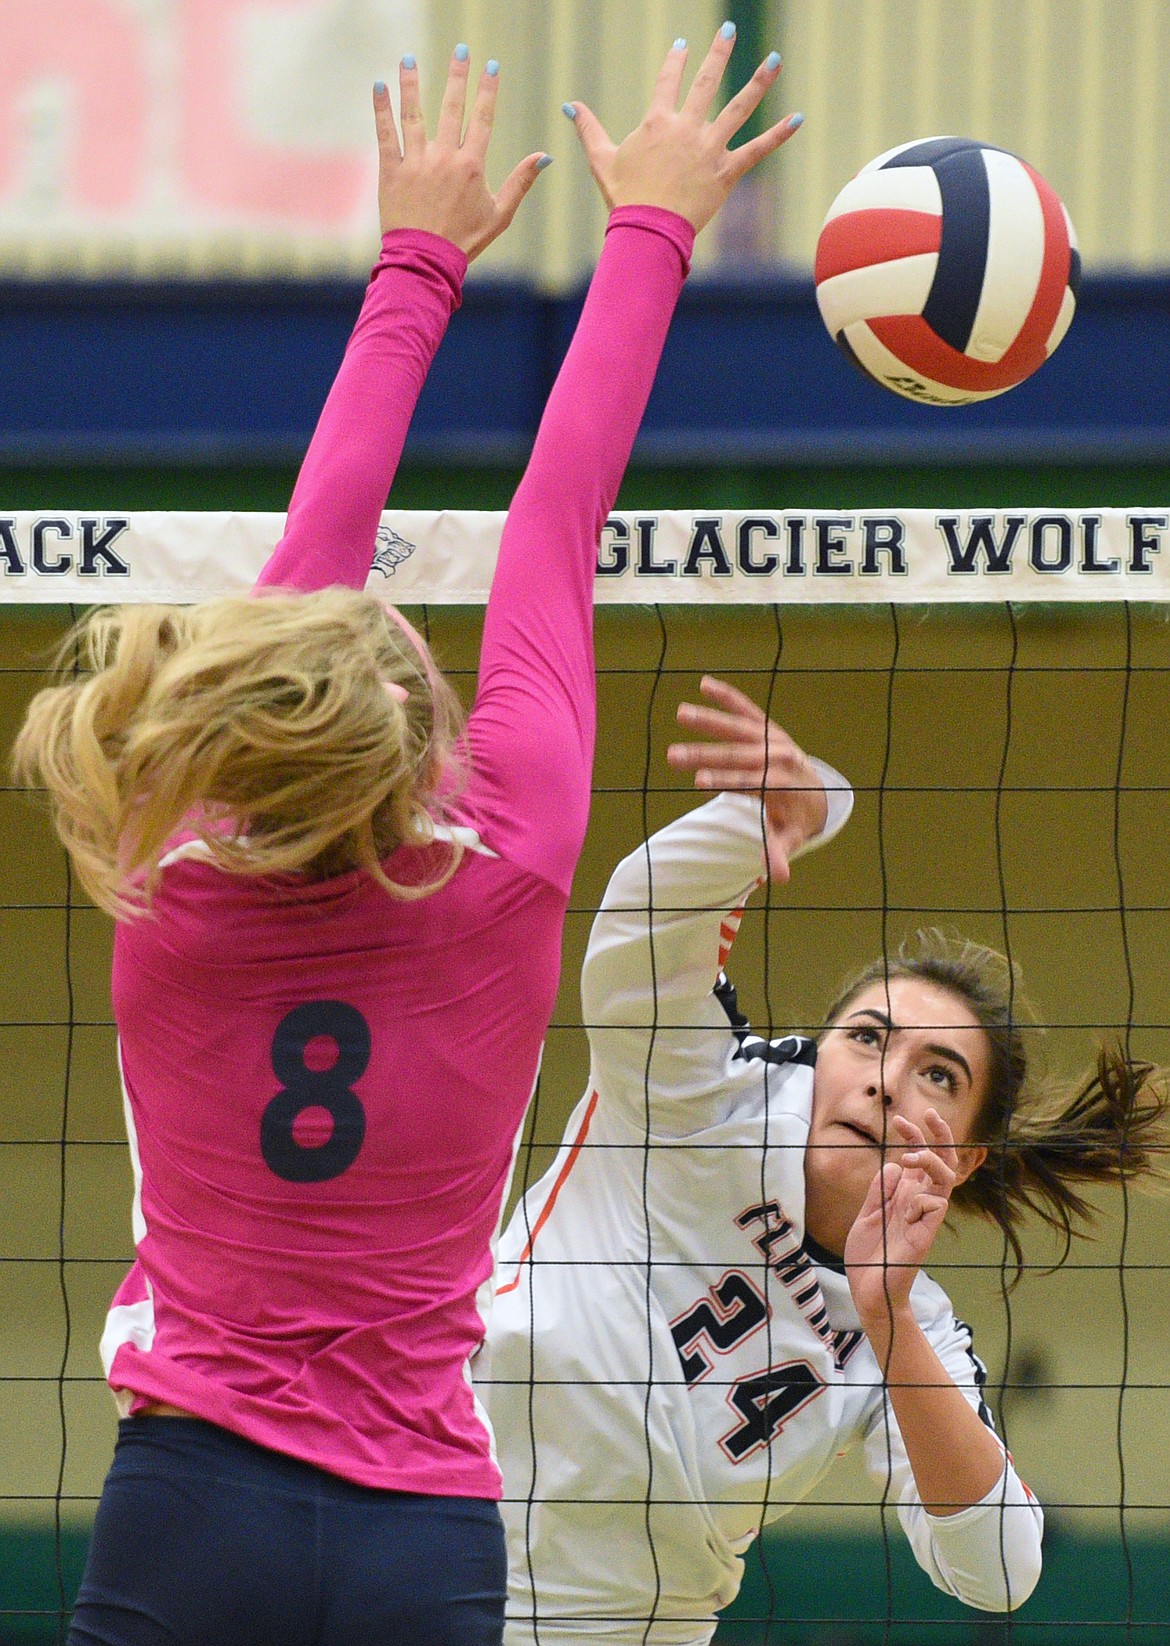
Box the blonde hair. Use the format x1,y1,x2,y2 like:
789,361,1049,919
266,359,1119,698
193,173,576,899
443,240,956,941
11,588,466,917
823,928,1170,1281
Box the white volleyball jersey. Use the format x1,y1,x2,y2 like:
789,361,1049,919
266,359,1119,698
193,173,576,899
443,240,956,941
477,785,1043,1646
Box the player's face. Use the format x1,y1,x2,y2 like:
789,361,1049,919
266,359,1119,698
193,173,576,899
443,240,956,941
804,977,992,1253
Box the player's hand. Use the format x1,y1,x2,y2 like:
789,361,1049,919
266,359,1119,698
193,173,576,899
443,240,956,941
565,25,801,234
667,676,827,882
375,50,549,261
844,1110,958,1326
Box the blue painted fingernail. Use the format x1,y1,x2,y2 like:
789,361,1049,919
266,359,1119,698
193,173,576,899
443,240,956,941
789,111,805,129
766,51,781,71
454,42,469,61
562,102,577,120
721,20,737,38
402,54,416,69
673,37,687,50
535,154,553,171
373,79,386,95
486,59,499,76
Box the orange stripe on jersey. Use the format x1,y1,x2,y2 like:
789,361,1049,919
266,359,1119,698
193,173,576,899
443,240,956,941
718,904,747,969
1023,1481,1037,1503
1006,1449,1038,1503
496,1088,600,1296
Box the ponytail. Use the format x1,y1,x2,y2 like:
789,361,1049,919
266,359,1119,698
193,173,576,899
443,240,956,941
954,1046,1170,1277
825,930,1170,1283
12,588,466,918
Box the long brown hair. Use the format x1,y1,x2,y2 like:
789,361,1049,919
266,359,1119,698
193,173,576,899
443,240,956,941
823,929,1170,1280
12,588,466,918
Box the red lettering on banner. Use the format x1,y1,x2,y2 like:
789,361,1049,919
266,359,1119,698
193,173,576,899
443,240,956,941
181,0,366,225
0,0,148,210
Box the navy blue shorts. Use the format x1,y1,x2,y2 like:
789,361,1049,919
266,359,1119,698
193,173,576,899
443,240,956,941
69,1417,506,1646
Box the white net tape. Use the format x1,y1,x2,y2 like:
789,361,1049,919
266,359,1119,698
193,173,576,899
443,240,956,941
1,509,1169,604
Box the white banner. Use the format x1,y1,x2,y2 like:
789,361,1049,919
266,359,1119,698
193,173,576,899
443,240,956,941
0,0,416,277
2,509,1170,605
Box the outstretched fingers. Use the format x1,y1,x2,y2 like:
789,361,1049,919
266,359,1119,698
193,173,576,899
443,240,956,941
399,56,425,160
697,674,768,720
922,1106,957,1151
494,152,552,230
669,726,770,783
907,1189,950,1225
668,737,767,772
566,101,616,166
674,700,762,741
864,1160,904,1223
376,51,539,259
892,1112,958,1192
712,52,783,145
670,676,807,800
650,37,690,114
462,60,501,161
681,23,737,122
674,686,797,756
890,1114,926,1149
726,111,804,183
902,1146,957,1196
436,46,472,148
566,101,619,201
921,1106,962,1177
671,687,763,752
683,765,767,792
372,79,401,165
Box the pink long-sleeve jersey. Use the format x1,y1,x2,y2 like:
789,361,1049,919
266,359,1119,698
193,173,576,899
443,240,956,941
101,208,694,1497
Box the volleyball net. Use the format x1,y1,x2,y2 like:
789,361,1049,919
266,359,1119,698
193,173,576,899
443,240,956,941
3,506,1170,603
1,509,1169,1643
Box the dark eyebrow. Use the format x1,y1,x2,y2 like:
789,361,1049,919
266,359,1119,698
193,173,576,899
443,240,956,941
845,1008,973,1086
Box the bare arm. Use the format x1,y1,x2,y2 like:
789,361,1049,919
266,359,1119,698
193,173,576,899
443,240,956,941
849,1113,1012,1515
852,1127,1043,1608
860,1303,1044,1611
865,1295,1006,1515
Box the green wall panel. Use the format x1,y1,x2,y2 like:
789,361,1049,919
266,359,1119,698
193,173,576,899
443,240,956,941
1,462,1170,517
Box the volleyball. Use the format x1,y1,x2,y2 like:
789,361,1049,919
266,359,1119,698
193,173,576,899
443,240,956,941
814,137,1080,405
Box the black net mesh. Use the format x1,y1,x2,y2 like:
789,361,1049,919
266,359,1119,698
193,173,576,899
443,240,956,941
1,598,1168,1644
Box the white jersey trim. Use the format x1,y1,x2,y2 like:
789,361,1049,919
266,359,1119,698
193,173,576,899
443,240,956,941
117,1039,148,1247
101,1041,156,1410
100,1294,156,1381
157,821,499,871
468,1049,543,1480
434,823,499,859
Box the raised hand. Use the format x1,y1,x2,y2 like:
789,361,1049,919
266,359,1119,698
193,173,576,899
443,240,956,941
666,676,827,882
843,1109,958,1326
565,24,802,234
375,49,549,261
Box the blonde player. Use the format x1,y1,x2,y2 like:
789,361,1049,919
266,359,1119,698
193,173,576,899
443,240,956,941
15,36,801,1646
479,676,1170,1645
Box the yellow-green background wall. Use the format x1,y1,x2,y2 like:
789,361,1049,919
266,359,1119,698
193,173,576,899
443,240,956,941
3,593,1168,1557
